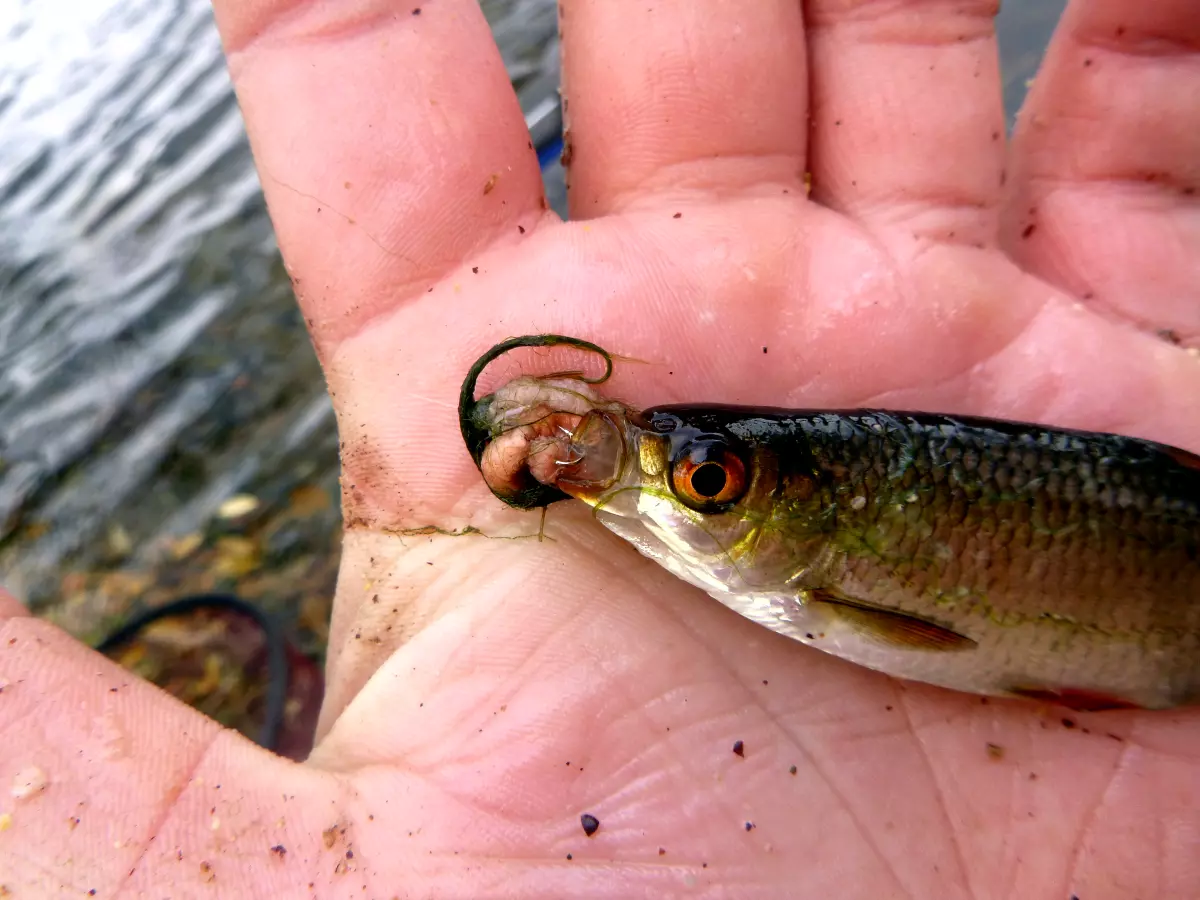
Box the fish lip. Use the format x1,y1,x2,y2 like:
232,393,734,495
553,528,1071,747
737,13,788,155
555,410,631,500
556,413,657,515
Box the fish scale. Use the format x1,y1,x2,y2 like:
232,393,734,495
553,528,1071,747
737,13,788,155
797,413,1199,621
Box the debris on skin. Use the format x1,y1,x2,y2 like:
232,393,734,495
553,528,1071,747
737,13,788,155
986,743,1005,760
0,812,12,831
580,813,600,837
11,766,48,799
1157,328,1182,346
732,740,745,757
788,765,798,775
744,821,755,832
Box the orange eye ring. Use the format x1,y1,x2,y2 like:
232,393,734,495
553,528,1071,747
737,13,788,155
670,440,747,510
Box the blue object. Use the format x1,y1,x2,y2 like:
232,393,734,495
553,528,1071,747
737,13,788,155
537,134,564,170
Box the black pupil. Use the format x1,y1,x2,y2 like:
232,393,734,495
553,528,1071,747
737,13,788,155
690,462,727,497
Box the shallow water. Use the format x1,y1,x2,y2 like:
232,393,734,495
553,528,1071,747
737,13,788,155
0,0,1064,633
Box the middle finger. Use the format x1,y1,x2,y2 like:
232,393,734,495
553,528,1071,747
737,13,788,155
560,0,810,218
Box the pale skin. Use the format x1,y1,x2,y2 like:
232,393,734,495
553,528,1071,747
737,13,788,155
1,0,1198,896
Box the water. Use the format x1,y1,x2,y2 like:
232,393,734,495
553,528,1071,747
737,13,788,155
0,0,1063,639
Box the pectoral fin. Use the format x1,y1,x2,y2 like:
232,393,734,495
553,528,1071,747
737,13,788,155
809,588,977,652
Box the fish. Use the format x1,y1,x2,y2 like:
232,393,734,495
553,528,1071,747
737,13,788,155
460,336,1200,711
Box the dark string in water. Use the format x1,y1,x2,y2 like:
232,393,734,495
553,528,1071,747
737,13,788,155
94,593,290,752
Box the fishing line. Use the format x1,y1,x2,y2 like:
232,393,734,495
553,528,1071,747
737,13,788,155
94,593,290,753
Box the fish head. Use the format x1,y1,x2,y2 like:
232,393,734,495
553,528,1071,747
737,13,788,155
554,405,835,594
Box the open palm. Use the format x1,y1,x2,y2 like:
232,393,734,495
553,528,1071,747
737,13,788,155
2,1,1198,897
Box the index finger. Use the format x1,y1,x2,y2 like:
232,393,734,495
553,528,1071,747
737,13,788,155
211,0,549,354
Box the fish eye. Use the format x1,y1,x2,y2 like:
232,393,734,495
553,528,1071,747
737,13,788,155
670,439,747,510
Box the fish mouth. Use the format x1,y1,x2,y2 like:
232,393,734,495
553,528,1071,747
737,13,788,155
554,410,630,503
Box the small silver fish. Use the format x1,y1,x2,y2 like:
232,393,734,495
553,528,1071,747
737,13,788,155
461,336,1200,711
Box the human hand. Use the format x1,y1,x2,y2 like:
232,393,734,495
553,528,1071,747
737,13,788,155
2,1,1198,896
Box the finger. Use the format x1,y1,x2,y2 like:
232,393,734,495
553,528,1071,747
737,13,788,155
806,0,1008,249
210,0,550,354
1000,0,1200,347
559,0,809,217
